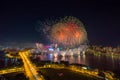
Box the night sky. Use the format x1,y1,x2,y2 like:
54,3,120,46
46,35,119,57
0,1,120,47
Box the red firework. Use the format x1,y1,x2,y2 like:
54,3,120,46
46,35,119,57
49,16,87,48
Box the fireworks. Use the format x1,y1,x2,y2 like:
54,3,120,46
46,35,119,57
42,16,88,48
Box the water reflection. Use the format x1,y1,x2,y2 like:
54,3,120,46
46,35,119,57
35,53,120,74
38,54,86,65
0,57,19,68
85,53,120,74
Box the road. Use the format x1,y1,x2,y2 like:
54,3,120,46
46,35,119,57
19,50,44,80
0,67,24,75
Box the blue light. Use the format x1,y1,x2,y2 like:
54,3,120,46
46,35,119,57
49,48,54,51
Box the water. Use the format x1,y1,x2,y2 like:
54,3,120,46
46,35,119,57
0,51,18,68
35,53,120,74
85,53,120,74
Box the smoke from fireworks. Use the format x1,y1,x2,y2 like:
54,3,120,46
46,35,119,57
41,16,88,48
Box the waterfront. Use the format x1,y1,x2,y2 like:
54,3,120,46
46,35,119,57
1,51,120,74
1,50,120,79
32,52,120,75
2,51,119,78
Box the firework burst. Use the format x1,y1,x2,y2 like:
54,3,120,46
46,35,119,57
42,16,88,48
